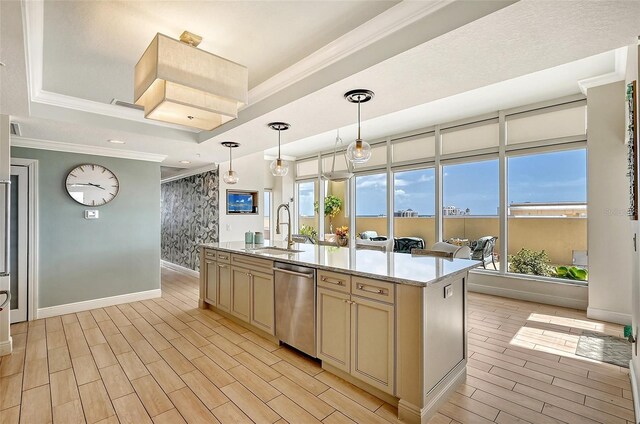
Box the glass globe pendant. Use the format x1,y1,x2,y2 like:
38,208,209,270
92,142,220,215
344,89,374,164
268,122,291,177
221,141,240,184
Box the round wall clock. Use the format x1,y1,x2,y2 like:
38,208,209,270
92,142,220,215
65,164,120,206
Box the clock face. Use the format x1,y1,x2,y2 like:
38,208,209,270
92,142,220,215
65,164,120,206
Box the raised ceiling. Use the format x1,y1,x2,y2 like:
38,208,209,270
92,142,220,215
2,0,639,170
41,0,399,103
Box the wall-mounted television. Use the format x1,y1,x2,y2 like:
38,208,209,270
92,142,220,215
226,190,259,214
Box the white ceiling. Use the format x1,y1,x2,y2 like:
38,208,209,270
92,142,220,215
266,49,620,158
41,0,399,101
2,0,639,170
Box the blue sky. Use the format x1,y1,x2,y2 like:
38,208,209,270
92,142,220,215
300,149,587,217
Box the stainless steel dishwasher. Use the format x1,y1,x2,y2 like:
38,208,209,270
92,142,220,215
274,262,317,357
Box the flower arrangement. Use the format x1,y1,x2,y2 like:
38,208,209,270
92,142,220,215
335,226,349,238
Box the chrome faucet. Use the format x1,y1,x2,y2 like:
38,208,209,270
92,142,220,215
275,203,294,249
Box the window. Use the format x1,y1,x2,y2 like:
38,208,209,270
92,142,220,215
443,159,499,267
324,180,349,235
297,180,318,239
507,149,587,278
393,168,435,246
263,190,271,240
355,173,387,238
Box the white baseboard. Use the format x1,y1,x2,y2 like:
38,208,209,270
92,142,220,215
631,359,640,424
586,307,632,325
468,282,588,310
161,260,199,278
0,337,13,356
37,289,161,319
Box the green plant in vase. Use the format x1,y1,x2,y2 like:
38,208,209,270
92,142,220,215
314,195,343,233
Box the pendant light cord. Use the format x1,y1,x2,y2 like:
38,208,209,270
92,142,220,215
278,129,281,160
357,98,361,140
229,146,233,172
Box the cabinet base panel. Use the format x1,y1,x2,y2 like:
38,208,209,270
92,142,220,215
321,362,398,406
398,360,466,424
201,302,280,345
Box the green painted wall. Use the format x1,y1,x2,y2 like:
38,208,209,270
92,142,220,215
11,147,161,308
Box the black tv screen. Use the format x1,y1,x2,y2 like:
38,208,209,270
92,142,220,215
227,191,257,214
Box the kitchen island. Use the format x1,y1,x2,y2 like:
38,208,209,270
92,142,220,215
199,241,479,424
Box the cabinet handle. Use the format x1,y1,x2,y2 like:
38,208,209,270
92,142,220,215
343,300,354,304
356,284,386,295
321,276,344,286
218,255,229,260
218,264,228,269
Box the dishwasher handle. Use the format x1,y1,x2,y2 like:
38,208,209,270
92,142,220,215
273,268,314,279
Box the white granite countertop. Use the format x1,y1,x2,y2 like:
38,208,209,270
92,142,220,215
200,241,480,287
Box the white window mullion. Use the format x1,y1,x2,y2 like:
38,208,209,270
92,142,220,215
435,126,443,243
498,111,508,274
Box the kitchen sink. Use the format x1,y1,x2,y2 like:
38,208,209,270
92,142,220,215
249,247,304,255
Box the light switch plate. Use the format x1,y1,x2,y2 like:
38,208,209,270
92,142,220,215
444,284,453,298
84,210,99,219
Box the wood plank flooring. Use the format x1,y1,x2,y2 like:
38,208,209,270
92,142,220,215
0,267,635,424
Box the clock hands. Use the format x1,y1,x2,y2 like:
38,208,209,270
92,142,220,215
69,182,106,190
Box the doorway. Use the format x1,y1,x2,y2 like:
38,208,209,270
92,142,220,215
9,165,28,323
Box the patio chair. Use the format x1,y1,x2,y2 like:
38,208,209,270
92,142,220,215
470,236,498,269
431,241,472,259
411,249,454,259
393,237,425,254
356,238,393,252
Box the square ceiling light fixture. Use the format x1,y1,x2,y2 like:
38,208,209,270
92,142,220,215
134,31,248,131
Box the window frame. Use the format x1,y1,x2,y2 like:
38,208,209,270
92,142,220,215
293,94,589,285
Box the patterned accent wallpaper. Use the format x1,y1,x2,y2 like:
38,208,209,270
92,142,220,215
161,170,219,271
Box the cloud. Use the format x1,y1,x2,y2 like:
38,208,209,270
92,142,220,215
395,189,408,198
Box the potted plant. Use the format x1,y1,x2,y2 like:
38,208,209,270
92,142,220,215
314,195,343,233
299,225,318,242
335,226,349,247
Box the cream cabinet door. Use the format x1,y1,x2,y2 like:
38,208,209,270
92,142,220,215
217,263,232,312
317,287,351,373
250,270,275,335
230,267,251,322
204,259,217,305
350,296,395,395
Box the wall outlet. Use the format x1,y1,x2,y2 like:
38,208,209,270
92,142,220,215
226,224,232,231
444,284,453,299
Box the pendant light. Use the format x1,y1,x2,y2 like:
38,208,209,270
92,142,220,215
134,31,248,131
221,141,240,184
344,89,374,164
268,122,290,177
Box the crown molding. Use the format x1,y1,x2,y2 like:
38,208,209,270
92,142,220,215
248,0,454,105
161,163,218,183
11,136,167,162
577,47,627,94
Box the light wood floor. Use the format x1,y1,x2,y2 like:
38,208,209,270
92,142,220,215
0,267,635,424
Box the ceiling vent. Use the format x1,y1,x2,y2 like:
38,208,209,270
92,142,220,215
110,98,144,111
10,122,21,136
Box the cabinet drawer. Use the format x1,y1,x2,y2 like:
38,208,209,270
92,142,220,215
351,277,395,304
204,249,217,260
318,270,351,293
231,254,272,273
216,251,231,263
